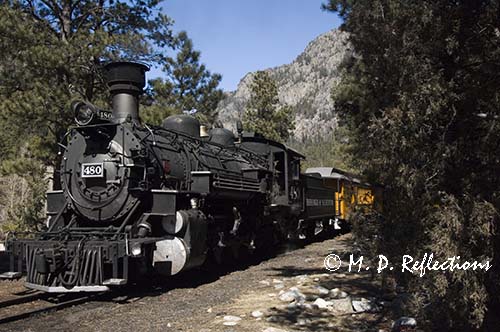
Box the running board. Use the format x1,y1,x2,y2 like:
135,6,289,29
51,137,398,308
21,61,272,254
102,278,127,286
0,272,22,280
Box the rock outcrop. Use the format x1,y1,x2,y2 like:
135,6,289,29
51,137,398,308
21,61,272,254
216,29,351,140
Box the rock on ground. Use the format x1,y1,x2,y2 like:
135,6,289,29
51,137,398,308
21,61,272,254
278,288,305,303
392,317,417,332
329,297,355,315
262,327,288,332
352,298,380,313
251,310,264,318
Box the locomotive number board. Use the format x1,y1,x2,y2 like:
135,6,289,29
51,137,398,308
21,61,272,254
82,163,104,178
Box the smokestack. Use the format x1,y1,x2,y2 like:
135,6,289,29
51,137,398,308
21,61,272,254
104,61,149,125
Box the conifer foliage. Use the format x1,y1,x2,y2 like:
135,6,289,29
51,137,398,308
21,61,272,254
243,71,295,142
143,31,224,126
324,0,500,329
0,1,223,234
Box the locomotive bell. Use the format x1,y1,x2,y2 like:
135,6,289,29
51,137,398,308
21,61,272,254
104,61,149,125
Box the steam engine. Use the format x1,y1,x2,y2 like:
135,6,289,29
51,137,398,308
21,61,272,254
2,62,339,292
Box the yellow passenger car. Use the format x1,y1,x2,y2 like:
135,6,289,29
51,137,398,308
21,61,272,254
305,167,381,222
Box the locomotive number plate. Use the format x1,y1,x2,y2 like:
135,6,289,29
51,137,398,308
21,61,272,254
81,163,104,178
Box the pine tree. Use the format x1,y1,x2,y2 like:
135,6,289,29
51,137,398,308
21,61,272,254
143,31,224,125
243,71,295,142
324,0,500,329
0,0,176,164
0,0,176,233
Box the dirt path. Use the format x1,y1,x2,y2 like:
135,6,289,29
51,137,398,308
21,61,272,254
0,234,395,332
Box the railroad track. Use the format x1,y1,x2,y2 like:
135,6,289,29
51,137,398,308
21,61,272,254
0,290,102,324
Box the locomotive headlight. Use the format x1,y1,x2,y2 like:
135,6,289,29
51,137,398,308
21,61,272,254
72,100,96,126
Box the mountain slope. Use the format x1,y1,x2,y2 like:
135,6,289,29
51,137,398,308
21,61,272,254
216,29,351,140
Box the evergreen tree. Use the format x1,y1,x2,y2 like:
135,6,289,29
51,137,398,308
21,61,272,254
243,71,295,142
143,31,224,125
0,0,176,232
324,0,500,329
290,125,355,172
0,0,175,165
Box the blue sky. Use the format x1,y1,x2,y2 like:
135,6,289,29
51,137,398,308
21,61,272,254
152,0,341,91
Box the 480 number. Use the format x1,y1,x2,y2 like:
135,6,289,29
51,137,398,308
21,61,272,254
82,163,104,178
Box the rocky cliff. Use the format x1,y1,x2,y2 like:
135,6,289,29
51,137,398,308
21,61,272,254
216,29,351,140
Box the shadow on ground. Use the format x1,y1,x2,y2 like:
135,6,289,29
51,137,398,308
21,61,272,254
263,267,390,331
256,236,392,332
98,241,310,303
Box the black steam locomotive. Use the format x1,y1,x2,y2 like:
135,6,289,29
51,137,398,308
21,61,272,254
2,62,340,292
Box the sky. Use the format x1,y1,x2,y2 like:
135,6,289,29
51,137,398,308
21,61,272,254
152,0,342,91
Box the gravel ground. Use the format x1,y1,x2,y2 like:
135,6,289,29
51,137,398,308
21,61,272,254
0,234,394,332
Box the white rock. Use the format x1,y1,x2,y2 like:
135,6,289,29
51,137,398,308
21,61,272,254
279,291,296,302
223,321,238,326
329,288,348,299
223,315,242,322
278,288,306,303
303,303,315,310
262,327,288,332
206,308,212,313
313,298,333,309
297,318,312,326
392,317,417,331
328,297,354,315
338,291,349,298
251,310,264,318
330,287,340,293
313,285,330,295
294,275,310,284
313,278,320,281
272,279,283,284
274,283,284,290
352,298,380,313
259,280,271,286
